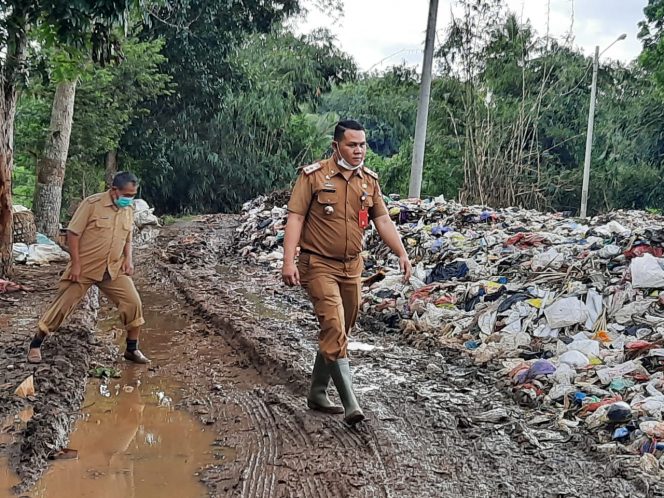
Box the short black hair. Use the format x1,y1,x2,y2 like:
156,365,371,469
112,171,139,189
334,120,365,142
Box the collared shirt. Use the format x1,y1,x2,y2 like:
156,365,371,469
287,157,389,261
62,191,133,281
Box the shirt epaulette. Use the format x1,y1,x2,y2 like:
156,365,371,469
363,166,379,180
301,162,323,175
87,193,104,204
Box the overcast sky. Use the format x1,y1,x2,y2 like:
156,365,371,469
293,0,646,72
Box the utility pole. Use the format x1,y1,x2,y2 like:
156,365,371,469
580,45,598,219
408,0,439,199
579,33,626,218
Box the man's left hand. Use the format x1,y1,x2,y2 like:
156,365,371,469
123,260,135,276
399,254,412,283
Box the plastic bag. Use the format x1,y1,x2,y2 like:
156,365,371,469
544,297,588,328
585,289,603,330
631,254,664,289
133,199,160,228
531,248,564,271
559,350,590,368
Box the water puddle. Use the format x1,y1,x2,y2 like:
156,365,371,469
216,264,291,322
21,290,216,498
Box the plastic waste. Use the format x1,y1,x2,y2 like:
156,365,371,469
559,350,590,368
568,338,600,357
531,248,564,271
597,361,640,385
544,297,588,328
598,244,621,258
630,254,664,289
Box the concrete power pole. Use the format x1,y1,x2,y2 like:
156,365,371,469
408,0,439,199
580,45,599,219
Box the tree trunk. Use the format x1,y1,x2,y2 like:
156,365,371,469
104,149,118,187
33,81,77,240
0,20,28,278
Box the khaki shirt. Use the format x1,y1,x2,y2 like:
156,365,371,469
287,157,388,261
62,191,133,282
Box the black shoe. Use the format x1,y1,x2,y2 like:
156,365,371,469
124,349,151,364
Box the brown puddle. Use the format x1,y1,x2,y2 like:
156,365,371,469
26,291,216,498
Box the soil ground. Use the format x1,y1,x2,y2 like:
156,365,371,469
0,215,662,497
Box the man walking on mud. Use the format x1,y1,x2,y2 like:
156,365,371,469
283,119,412,425
27,172,150,365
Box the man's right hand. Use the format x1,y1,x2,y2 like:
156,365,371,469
282,261,300,287
69,262,82,282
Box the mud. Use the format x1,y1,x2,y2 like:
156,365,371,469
29,290,217,498
0,266,116,495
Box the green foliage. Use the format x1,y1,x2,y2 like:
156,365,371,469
128,26,356,213
639,0,664,92
319,65,418,157
14,35,171,216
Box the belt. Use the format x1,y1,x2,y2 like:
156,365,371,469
300,249,360,263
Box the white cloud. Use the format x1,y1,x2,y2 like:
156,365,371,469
293,0,645,72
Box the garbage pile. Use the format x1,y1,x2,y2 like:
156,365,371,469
232,190,290,267
13,232,70,265
133,199,160,246
234,193,664,462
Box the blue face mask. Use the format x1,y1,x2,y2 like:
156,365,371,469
115,197,134,209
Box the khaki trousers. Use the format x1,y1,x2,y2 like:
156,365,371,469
298,253,362,362
38,273,144,334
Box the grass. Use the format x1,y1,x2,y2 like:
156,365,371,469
161,214,198,226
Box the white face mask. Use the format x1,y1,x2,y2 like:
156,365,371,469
337,156,363,171
334,145,363,171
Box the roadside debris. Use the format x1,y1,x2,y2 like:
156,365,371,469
0,279,32,294
133,199,161,246
233,193,664,469
14,375,35,398
89,366,121,379
48,448,78,460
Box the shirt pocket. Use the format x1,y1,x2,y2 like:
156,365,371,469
90,217,112,230
316,189,338,205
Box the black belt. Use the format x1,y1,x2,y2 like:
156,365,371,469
300,249,360,263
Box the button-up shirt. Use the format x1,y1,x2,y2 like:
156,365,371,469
287,157,388,261
62,191,133,281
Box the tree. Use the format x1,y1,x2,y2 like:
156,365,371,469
127,19,355,213
33,79,76,239
0,0,137,277
639,0,664,92
319,65,419,157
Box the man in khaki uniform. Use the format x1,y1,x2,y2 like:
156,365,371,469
283,120,412,425
27,172,150,364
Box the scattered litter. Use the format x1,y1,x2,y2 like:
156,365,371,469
0,279,32,293
89,366,121,379
348,342,377,352
471,408,509,423
49,448,79,460
13,236,70,266
14,375,35,398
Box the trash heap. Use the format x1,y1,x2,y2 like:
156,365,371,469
235,193,664,460
133,199,161,246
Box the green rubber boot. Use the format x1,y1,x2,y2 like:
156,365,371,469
328,358,365,425
307,352,344,414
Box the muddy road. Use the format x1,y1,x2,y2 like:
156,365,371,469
0,215,661,497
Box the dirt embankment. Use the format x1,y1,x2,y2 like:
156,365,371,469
1,267,116,494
